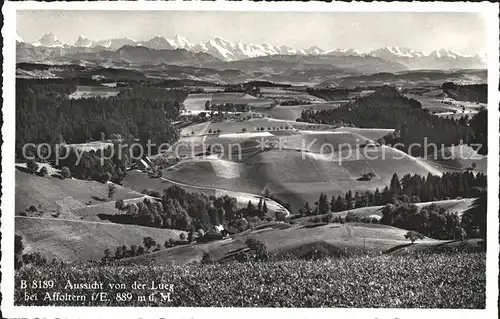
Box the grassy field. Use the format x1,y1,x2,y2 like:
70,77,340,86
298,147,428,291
334,127,395,142
256,103,343,121
421,145,487,174
180,117,336,136
259,87,326,102
68,85,122,100
183,93,212,111
183,92,273,112
117,221,449,266
15,251,485,308
15,216,185,262
15,170,143,218
405,93,483,119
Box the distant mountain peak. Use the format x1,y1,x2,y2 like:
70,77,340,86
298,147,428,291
75,35,94,48
32,33,63,47
19,32,486,69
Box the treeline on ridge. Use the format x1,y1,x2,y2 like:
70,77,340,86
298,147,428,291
299,171,486,217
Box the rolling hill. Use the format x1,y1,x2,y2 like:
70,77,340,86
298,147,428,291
16,216,185,262
15,170,143,218
319,69,487,89
119,222,447,265
159,140,444,211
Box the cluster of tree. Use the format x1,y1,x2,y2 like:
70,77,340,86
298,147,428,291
307,211,380,225
306,87,351,100
16,79,186,150
381,189,486,241
141,189,162,198
15,234,63,269
22,144,129,184
239,200,269,219
243,81,292,88
298,171,486,217
101,235,187,263
113,185,250,231
254,125,292,132
299,86,487,156
442,82,487,103
111,186,283,238
223,84,261,96
279,99,312,106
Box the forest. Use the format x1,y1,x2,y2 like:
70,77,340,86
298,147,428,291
299,86,487,156
15,79,187,152
442,82,487,103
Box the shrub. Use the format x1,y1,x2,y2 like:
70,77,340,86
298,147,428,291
244,238,270,262
179,233,187,241
60,166,71,179
108,184,116,200
39,166,48,177
201,252,215,264
15,234,24,269
26,159,39,174
141,189,161,197
115,199,125,211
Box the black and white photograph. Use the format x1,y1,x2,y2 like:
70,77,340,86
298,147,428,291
1,1,499,318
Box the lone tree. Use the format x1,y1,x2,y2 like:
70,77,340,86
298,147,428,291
137,246,145,255
404,231,425,244
143,236,157,251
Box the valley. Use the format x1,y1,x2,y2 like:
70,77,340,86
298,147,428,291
12,19,490,309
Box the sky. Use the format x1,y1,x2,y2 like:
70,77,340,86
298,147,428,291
17,11,488,54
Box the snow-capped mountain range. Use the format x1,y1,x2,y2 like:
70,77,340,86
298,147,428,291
18,33,487,69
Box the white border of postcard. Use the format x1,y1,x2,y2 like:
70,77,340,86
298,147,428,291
2,1,499,319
